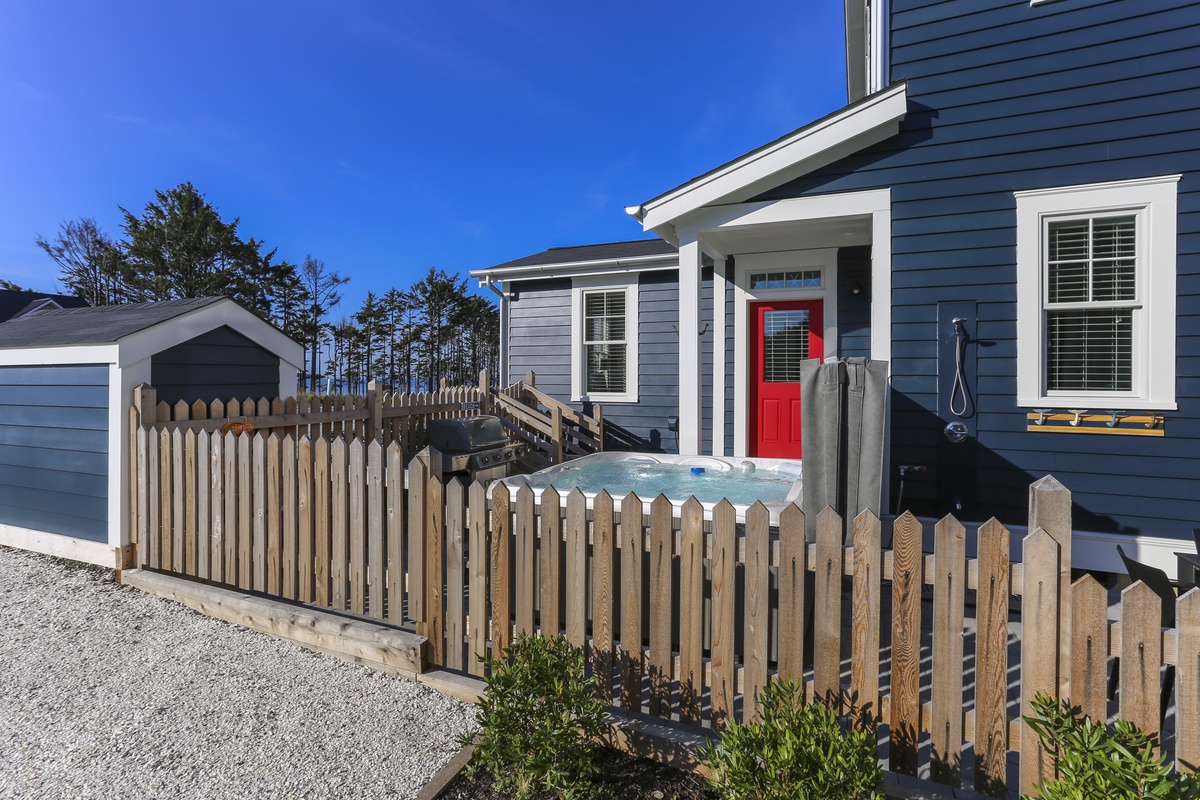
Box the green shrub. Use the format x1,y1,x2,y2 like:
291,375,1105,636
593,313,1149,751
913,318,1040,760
703,679,883,800
1022,692,1200,800
463,632,606,800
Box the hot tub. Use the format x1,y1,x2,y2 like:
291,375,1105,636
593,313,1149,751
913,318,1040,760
500,452,802,524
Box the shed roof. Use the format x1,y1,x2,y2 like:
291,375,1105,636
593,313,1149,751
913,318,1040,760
0,297,226,347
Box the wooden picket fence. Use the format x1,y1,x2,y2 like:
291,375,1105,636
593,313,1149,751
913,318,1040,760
129,370,603,473
130,428,1200,797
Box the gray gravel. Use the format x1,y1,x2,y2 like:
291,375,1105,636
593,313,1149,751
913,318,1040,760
0,547,475,799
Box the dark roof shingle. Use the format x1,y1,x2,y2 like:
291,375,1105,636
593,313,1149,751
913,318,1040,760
0,297,225,347
485,239,676,271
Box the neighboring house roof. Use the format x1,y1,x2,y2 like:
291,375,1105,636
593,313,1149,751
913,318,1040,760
0,290,89,324
0,297,226,347
472,239,678,282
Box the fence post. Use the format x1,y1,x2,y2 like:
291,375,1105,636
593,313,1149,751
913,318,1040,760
366,379,383,443
594,404,604,451
478,369,491,416
551,406,564,464
131,384,158,567
1029,475,1072,702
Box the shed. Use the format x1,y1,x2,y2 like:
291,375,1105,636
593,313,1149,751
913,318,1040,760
0,297,303,567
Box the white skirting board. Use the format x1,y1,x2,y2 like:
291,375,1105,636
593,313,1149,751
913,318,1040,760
0,523,123,568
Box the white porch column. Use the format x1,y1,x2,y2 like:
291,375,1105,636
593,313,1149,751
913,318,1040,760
677,237,703,455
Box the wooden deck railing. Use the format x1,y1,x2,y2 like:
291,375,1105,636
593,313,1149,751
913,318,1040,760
129,427,1200,797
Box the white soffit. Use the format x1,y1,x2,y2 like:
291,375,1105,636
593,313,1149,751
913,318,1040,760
630,82,907,238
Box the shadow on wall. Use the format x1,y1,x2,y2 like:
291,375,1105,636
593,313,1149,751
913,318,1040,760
600,421,672,455
888,390,1142,538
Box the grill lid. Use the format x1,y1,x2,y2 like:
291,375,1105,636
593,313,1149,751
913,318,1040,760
427,415,509,453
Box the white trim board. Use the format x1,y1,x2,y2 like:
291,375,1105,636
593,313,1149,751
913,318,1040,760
570,275,640,405
0,522,121,568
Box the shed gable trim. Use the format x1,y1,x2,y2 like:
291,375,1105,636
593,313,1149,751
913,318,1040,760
628,82,907,238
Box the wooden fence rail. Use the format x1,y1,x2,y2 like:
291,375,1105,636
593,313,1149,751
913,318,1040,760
131,428,1200,797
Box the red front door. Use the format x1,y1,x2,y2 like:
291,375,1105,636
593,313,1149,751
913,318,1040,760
749,300,824,458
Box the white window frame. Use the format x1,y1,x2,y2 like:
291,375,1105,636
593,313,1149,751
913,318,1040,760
1015,175,1180,410
571,276,638,403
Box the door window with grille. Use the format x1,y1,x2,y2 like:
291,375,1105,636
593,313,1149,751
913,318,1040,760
762,309,810,382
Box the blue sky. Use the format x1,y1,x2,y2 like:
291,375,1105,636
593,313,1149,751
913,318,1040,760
0,1,847,313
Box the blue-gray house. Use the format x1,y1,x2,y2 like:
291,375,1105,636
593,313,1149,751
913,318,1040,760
0,297,303,567
473,0,1199,575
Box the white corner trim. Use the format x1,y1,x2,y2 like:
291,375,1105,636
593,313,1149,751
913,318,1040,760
1014,175,1180,410
570,275,639,404
635,84,907,232
868,0,891,95
712,259,728,456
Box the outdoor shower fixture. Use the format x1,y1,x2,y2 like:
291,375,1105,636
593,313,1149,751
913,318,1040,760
942,316,972,443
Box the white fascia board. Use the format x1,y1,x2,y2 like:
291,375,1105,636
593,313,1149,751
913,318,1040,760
845,0,867,102
471,254,678,284
0,344,117,366
677,187,893,236
634,83,906,233
118,298,304,368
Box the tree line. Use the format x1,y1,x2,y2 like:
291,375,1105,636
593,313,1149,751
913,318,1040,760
33,182,498,394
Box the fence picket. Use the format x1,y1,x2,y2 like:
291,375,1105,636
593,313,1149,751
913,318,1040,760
266,434,282,595
592,490,615,703
851,510,881,731
678,496,705,726
490,482,512,659
425,474,444,664
778,504,806,685
252,433,267,592
515,485,536,636
237,433,252,590
386,443,405,624
1020,529,1061,795
814,507,843,711
536,487,561,638
710,499,736,731
408,457,427,623
890,512,923,776
975,519,1010,798
136,427,149,568
159,429,172,571
171,428,184,573
565,489,587,649
445,478,466,671
282,436,297,599
148,429,161,569
1178,589,1200,774
210,434,224,582
367,441,384,620
620,492,644,713
1118,581,1163,751
313,437,331,606
183,430,197,576
196,431,210,580
649,494,674,720
349,438,366,616
331,437,348,610
297,436,313,603
931,514,966,787
468,481,488,676
744,501,770,722
1070,575,1109,724
223,434,237,583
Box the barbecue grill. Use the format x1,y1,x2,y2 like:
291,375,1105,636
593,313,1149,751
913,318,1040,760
426,415,526,482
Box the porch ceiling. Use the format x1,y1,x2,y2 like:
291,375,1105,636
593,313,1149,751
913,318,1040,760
701,214,872,257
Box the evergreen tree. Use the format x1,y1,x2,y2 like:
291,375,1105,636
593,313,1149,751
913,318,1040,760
34,217,126,304
299,254,350,392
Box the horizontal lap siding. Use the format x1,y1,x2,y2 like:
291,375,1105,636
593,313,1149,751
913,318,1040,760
0,364,108,542
759,0,1200,536
151,326,280,405
508,271,695,453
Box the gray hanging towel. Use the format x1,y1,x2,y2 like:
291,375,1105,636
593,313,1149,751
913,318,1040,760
799,357,889,543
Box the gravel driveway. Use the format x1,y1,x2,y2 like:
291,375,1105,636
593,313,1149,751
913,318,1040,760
0,547,475,799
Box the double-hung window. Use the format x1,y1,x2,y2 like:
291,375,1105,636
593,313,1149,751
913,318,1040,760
571,278,638,402
1015,175,1179,410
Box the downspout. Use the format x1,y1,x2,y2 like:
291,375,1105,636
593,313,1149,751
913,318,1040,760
480,275,509,386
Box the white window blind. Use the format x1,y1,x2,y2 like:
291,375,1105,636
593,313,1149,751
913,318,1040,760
584,290,627,394
762,309,809,382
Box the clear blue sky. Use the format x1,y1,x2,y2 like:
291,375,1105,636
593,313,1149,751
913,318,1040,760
0,1,847,313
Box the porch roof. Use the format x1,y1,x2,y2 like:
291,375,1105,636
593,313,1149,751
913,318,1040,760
625,82,907,244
